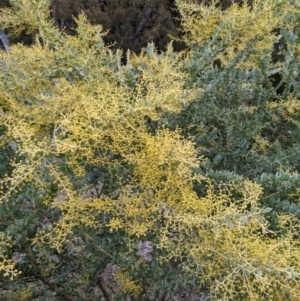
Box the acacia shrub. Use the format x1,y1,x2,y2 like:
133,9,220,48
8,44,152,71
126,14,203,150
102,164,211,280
172,0,300,200
0,0,300,300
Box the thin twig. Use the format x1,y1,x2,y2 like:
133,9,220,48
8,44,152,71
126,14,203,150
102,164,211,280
159,292,169,301
27,246,75,301
97,278,111,301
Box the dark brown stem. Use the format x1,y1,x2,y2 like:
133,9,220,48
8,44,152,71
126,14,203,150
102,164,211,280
97,278,111,301
27,246,74,301
96,179,105,199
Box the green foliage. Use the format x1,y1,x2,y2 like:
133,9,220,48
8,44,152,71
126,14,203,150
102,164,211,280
1,0,300,300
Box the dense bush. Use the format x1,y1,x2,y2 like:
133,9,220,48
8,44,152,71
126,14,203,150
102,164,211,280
1,0,300,300
49,0,183,54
